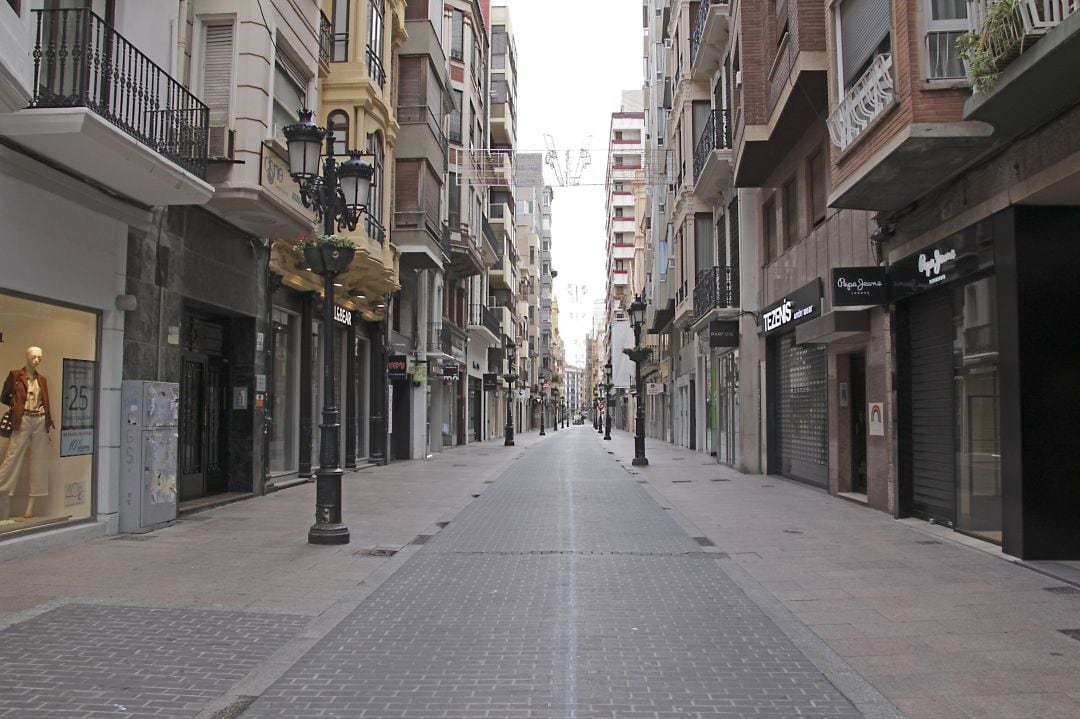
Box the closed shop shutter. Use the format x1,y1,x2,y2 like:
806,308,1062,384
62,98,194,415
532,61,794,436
906,289,956,523
769,333,828,487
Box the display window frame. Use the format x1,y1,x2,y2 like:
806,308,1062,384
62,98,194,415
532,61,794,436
0,287,101,540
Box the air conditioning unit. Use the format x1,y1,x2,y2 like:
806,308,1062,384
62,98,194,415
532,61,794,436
207,125,235,161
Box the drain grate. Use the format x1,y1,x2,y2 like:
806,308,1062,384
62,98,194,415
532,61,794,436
409,534,434,545
692,536,716,547
111,534,155,541
1059,629,1080,642
354,547,399,557
1045,586,1080,596
915,540,943,545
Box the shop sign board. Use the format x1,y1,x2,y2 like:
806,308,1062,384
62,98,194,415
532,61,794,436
412,362,427,384
261,142,313,219
483,373,497,391
647,382,666,395
832,267,887,306
760,279,822,336
60,358,95,457
868,402,885,436
333,306,353,326
889,220,994,302
387,354,409,381
442,360,459,378
708,320,739,348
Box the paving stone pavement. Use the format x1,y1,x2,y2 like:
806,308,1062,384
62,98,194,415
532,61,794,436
243,428,881,718
0,604,307,718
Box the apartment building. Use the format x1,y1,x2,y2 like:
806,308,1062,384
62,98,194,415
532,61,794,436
826,0,1080,558
0,0,213,546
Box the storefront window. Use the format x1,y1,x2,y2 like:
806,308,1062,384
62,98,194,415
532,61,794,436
0,292,97,536
269,309,297,474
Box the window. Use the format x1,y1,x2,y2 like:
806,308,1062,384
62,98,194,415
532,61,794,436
366,131,385,240
925,0,967,79
836,0,892,89
449,89,463,142
367,0,385,87
763,197,776,264
695,213,714,276
448,172,460,227
404,0,427,21
530,247,535,263
273,48,308,141
492,27,507,69
328,110,349,156
451,9,464,61
807,147,827,227
201,21,234,126
782,178,798,250
331,0,348,61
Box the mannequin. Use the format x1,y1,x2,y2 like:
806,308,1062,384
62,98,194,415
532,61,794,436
0,347,54,518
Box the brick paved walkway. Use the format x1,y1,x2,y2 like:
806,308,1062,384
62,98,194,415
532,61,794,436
243,429,876,718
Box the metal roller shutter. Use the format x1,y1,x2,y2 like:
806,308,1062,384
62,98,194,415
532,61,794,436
770,334,828,487
907,290,956,524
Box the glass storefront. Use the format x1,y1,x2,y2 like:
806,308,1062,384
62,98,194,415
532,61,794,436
0,292,97,536
269,308,298,475
716,350,740,468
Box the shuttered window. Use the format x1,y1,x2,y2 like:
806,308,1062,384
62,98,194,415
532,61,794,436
404,0,427,21
838,0,892,87
395,159,421,211
423,162,441,223
202,22,233,125
399,56,422,107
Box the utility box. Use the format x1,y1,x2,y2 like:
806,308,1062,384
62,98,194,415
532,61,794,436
119,381,180,533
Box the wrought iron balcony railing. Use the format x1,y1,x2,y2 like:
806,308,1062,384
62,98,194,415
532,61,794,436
30,8,209,178
693,108,732,181
366,46,386,87
428,322,452,354
827,53,894,152
469,304,501,338
690,0,726,65
318,10,332,68
693,265,740,319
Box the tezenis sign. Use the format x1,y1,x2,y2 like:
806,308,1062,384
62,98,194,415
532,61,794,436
760,279,822,336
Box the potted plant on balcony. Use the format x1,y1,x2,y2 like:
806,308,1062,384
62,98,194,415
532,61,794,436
294,234,356,274
956,0,1024,93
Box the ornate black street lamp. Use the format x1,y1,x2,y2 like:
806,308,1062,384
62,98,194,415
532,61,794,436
551,387,559,432
596,386,604,433
503,339,517,446
602,360,613,441
539,388,546,436
625,294,651,466
284,109,374,546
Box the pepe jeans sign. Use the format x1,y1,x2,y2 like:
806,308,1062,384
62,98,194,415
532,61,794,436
761,279,822,336
832,267,887,307
889,222,993,302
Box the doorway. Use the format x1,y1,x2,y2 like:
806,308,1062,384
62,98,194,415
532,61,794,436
849,352,868,494
179,315,228,501
689,378,697,451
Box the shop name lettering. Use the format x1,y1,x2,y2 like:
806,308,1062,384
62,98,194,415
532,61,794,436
763,300,816,331
334,306,352,325
918,249,956,283
837,277,884,293
388,360,407,372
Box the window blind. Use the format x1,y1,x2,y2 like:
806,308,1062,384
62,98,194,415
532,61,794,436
839,0,891,86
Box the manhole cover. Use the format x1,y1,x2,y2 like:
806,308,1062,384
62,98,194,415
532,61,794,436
693,536,716,547
111,535,155,541
1045,586,1080,595
783,529,804,534
915,540,942,545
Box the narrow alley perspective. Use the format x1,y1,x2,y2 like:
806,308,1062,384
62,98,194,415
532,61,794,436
2,427,1079,718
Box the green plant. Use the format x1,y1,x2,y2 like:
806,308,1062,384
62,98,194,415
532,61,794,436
956,0,1024,93
293,234,356,253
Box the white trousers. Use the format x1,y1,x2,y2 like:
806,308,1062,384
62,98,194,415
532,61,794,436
0,414,50,496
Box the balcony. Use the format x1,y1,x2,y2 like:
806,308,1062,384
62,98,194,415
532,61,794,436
693,108,733,201
446,224,485,278
0,1,32,112
827,54,896,154
397,105,447,176
690,266,740,331
394,204,445,271
318,10,332,76
612,269,630,286
468,304,501,344
427,322,452,356
0,8,212,206
481,216,500,265
690,0,731,80
964,0,1080,146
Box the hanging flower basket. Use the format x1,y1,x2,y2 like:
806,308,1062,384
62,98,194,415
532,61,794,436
295,234,357,275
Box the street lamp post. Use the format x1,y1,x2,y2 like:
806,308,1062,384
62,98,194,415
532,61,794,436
283,109,374,546
539,389,546,436
603,360,613,441
626,294,651,466
503,339,517,446
552,388,559,432
596,387,604,434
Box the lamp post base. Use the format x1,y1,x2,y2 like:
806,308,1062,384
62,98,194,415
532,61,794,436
308,524,351,544
632,456,649,466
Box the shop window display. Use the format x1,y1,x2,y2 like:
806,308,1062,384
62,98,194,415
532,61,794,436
0,293,97,535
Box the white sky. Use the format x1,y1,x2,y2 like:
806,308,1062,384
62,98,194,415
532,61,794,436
504,0,643,367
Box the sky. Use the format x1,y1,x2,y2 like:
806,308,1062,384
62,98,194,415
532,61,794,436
503,0,644,368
